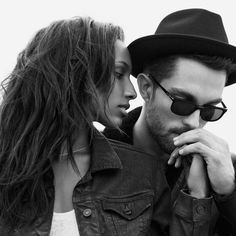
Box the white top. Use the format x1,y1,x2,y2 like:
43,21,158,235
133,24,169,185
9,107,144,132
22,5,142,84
50,210,80,236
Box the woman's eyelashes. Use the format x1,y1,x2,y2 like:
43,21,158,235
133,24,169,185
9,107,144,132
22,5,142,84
114,63,128,79
115,71,124,79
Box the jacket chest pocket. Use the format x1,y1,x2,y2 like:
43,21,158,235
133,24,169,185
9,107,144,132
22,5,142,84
102,194,153,236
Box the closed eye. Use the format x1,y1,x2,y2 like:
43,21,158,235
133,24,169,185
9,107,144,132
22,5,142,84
115,72,124,79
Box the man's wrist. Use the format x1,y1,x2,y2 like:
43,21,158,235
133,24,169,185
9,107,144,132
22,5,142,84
213,174,236,201
187,181,210,199
213,171,235,195
189,188,209,199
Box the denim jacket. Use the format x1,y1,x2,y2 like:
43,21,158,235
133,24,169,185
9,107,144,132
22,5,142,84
103,107,236,236
0,131,172,236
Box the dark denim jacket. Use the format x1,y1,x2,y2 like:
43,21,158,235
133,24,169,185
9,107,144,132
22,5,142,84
0,131,171,236
103,106,236,236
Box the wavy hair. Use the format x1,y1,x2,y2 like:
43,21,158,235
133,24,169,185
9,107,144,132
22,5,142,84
0,16,124,229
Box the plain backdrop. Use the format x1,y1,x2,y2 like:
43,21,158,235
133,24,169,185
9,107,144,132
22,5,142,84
0,0,235,152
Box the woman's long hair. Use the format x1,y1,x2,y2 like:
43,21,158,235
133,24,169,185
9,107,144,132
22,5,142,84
0,16,124,229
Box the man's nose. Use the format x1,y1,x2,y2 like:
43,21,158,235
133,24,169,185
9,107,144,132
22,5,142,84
182,109,201,129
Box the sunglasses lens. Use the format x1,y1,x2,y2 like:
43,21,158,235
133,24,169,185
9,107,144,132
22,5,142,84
201,107,225,121
171,99,195,116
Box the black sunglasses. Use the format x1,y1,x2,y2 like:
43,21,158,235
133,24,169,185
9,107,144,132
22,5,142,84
147,74,227,122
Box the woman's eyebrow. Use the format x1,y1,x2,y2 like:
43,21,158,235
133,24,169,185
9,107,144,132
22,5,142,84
115,61,130,69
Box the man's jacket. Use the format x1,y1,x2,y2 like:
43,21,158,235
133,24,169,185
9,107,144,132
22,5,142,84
103,107,236,236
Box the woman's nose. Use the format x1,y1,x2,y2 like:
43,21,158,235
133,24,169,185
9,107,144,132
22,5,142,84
125,78,137,100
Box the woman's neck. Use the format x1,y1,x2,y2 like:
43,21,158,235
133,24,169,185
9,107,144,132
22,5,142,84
52,127,92,213
60,127,90,157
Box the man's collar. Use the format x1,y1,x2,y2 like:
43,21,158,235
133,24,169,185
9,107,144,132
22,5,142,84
103,106,142,145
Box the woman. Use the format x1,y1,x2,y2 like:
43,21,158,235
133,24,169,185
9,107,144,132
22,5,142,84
0,17,168,236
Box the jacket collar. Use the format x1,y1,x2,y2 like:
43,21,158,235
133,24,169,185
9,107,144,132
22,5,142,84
45,129,122,192
90,130,122,173
103,107,142,145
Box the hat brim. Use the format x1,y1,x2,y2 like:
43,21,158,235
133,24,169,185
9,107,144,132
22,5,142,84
128,34,236,86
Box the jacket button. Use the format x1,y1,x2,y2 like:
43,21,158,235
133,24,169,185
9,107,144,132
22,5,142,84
196,205,206,214
124,209,132,215
123,205,132,215
83,208,92,217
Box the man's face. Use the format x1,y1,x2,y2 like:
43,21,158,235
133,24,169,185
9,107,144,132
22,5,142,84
146,57,226,154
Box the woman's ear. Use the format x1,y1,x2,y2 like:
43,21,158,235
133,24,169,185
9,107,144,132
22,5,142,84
137,73,155,102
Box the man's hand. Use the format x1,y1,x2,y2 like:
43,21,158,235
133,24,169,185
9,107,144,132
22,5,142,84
172,128,235,195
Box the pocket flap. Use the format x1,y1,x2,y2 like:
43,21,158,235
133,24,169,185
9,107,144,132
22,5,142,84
102,195,152,220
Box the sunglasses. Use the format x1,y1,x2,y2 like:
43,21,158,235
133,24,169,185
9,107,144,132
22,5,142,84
147,74,227,122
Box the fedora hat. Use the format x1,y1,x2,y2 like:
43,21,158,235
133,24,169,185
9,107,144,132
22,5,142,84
128,8,236,86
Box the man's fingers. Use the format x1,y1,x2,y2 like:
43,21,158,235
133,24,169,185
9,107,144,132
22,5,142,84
168,147,180,165
175,156,182,168
168,146,186,167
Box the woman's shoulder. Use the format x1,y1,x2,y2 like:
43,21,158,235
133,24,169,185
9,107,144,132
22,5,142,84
108,138,162,166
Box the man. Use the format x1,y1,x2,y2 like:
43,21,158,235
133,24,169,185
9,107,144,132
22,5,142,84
104,8,236,235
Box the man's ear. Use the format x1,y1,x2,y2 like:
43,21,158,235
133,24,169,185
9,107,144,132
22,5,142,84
137,73,155,102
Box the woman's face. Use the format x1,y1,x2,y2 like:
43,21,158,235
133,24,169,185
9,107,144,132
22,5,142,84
98,40,137,127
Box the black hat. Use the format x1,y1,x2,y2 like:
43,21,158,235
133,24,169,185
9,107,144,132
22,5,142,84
128,8,236,86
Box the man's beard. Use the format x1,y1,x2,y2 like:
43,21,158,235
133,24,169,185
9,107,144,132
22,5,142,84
146,103,194,158
146,105,176,155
